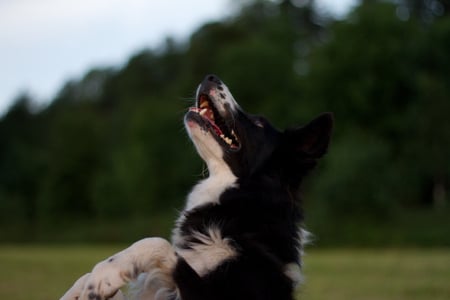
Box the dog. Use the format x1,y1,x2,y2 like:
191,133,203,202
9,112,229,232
61,75,333,300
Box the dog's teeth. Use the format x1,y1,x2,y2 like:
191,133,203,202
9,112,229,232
200,101,209,108
200,108,207,115
220,135,230,145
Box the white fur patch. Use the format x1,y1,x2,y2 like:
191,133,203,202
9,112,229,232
297,228,312,270
184,116,236,177
185,168,237,211
284,263,303,286
283,228,311,287
184,112,237,211
177,227,238,276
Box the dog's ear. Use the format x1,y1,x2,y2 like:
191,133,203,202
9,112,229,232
276,113,333,187
283,112,333,159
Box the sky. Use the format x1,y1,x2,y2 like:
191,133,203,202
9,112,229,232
0,0,356,115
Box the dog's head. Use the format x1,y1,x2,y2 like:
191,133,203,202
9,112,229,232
185,75,333,187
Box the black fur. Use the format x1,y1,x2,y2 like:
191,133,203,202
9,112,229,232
174,75,332,300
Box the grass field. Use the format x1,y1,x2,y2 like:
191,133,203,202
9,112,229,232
0,246,449,300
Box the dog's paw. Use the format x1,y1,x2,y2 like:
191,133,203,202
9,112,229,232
60,271,125,300
78,260,129,300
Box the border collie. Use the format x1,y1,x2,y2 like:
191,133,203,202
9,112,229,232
61,75,333,300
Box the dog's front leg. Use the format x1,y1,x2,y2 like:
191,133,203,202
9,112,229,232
61,273,125,300
61,237,176,300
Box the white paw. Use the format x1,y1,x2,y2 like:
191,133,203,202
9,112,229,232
78,260,129,300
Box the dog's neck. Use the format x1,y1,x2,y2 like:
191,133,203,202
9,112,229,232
185,163,237,211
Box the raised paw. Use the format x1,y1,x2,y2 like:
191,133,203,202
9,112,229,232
60,271,125,300
78,260,129,300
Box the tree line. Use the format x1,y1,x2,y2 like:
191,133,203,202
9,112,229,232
1,0,449,245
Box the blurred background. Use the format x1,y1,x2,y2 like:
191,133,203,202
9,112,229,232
0,0,450,299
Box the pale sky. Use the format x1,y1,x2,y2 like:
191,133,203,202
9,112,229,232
0,0,356,115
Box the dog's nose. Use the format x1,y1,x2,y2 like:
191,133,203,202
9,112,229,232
199,74,223,95
203,74,222,86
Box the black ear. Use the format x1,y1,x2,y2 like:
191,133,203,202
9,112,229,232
284,112,333,159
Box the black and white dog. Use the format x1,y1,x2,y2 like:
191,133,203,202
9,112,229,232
61,75,332,300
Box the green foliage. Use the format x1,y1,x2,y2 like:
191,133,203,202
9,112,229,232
0,0,449,245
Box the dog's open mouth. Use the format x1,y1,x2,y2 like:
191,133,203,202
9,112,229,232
189,94,240,150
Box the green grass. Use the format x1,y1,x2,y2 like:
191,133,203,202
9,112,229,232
300,249,450,300
0,246,449,300
0,245,123,300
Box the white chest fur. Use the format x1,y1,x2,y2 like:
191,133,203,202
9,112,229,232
185,167,237,211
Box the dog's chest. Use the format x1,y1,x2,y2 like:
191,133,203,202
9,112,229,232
185,170,237,211
171,170,238,276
